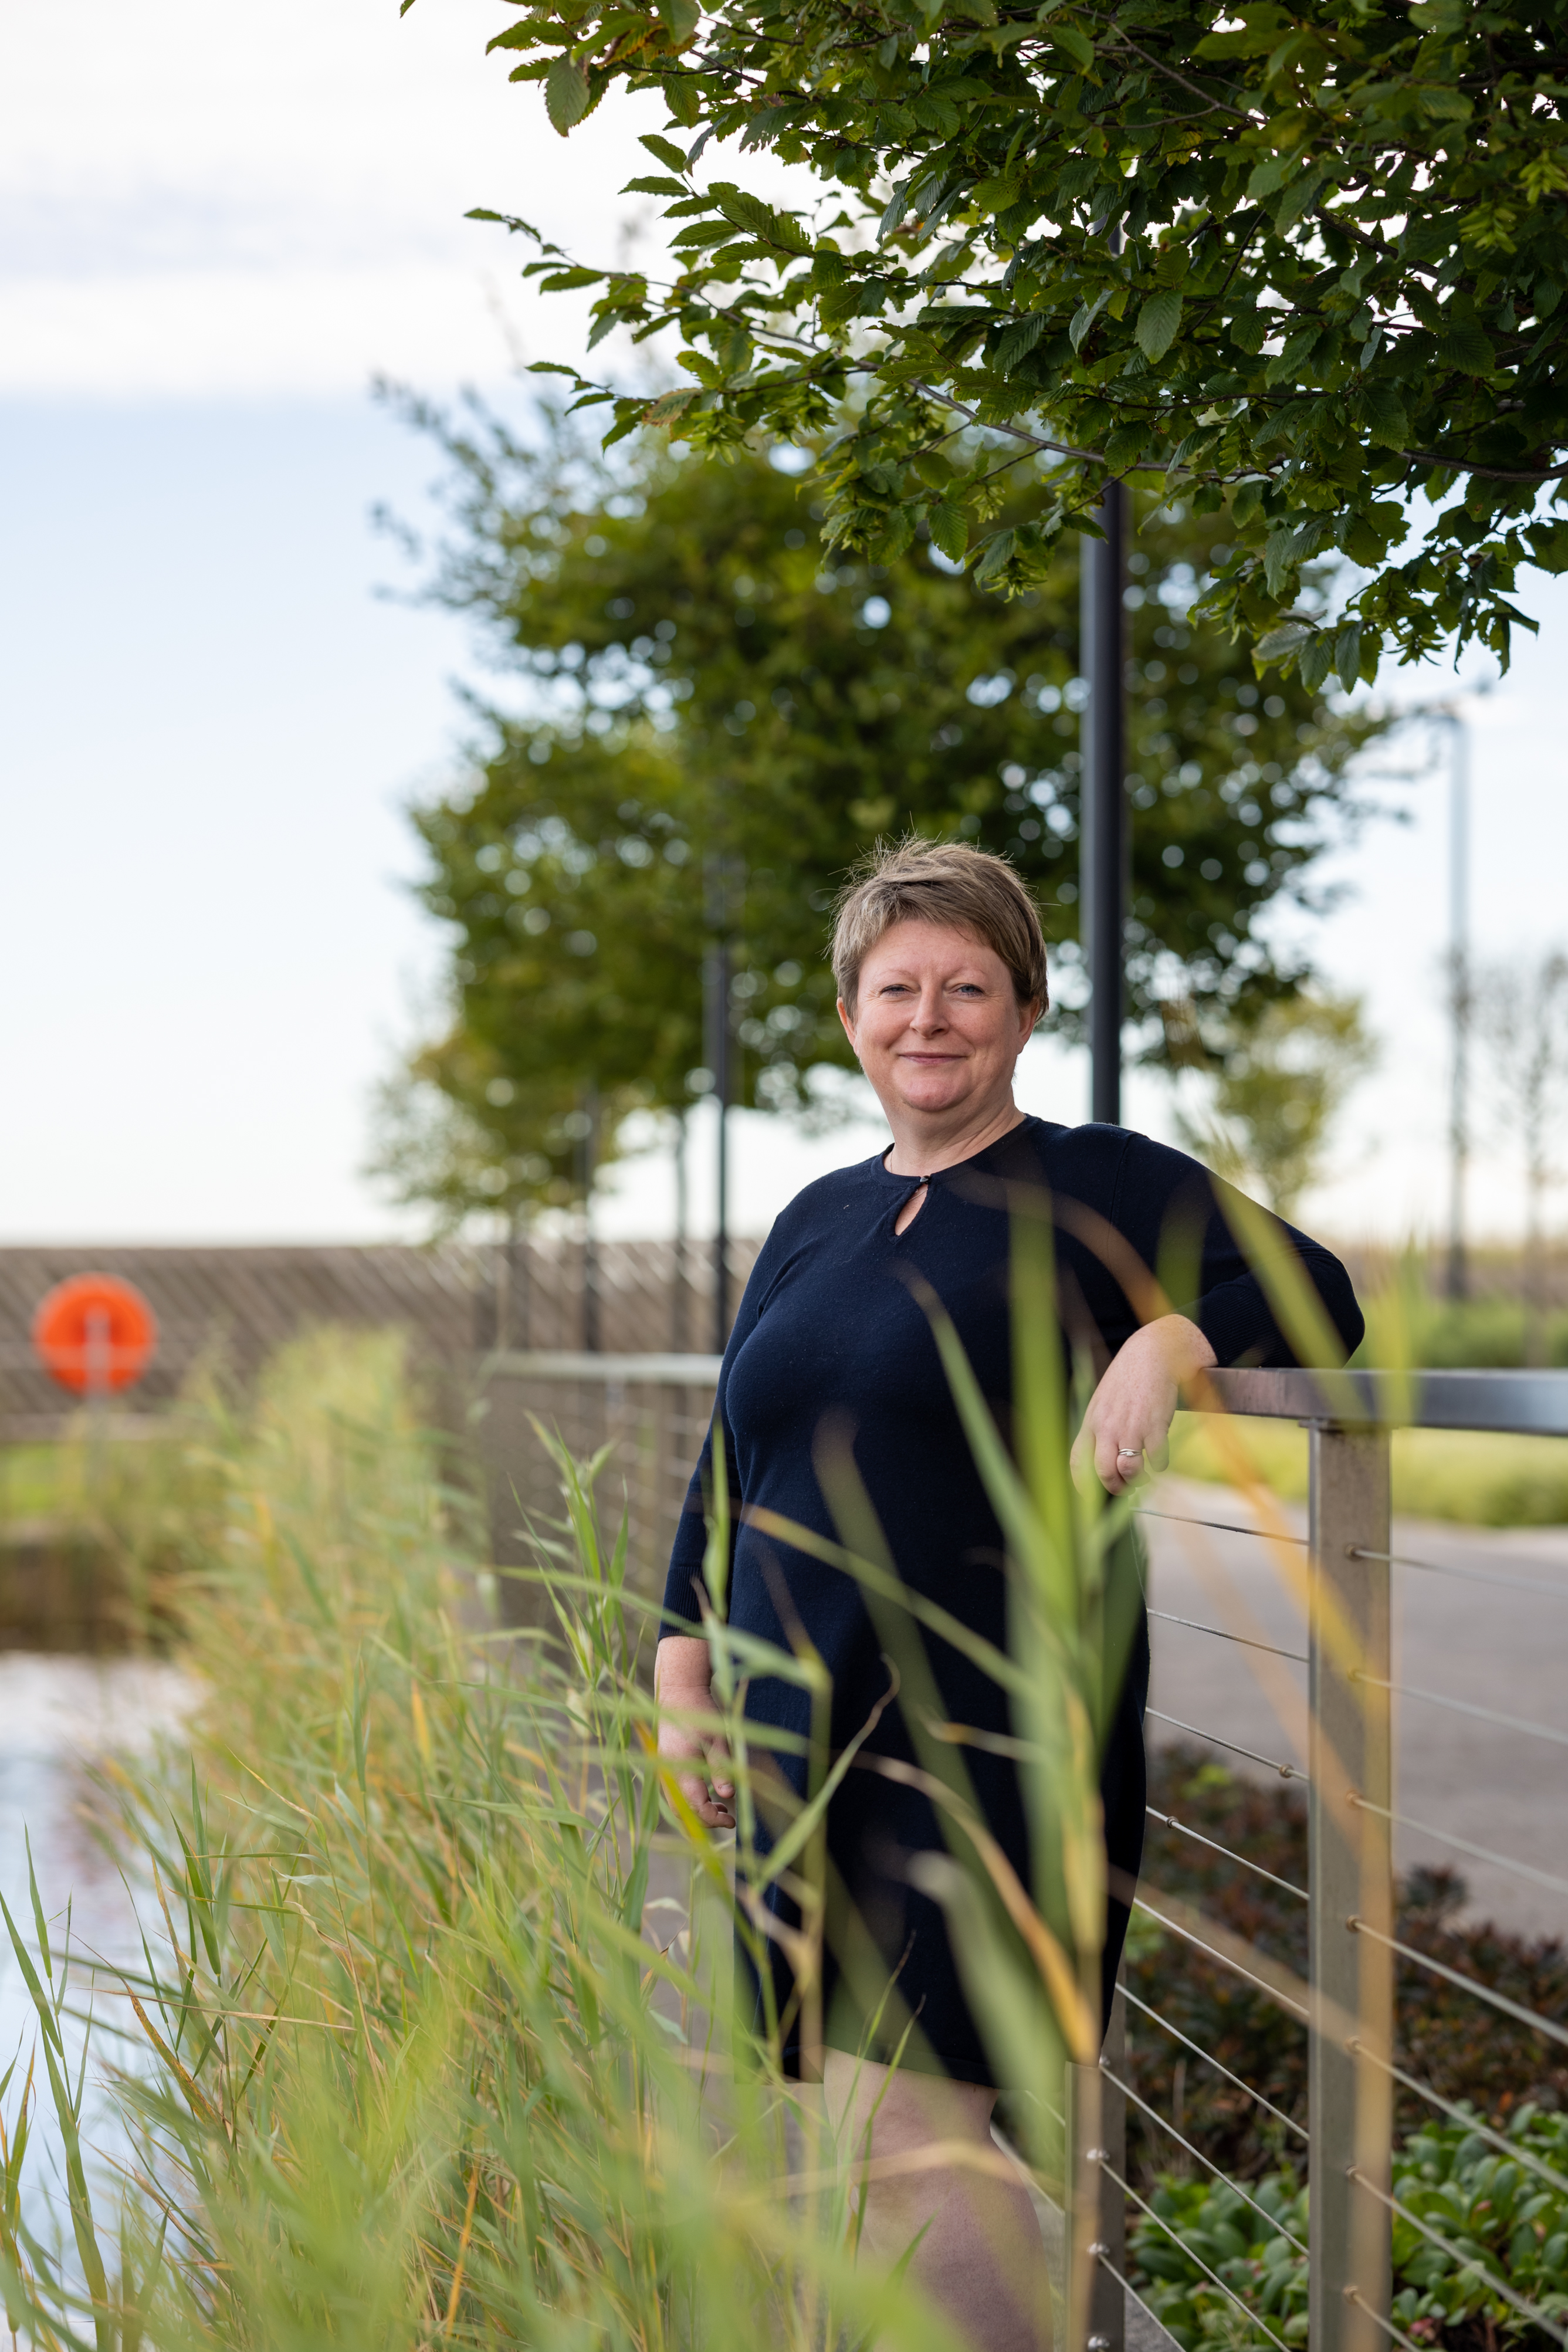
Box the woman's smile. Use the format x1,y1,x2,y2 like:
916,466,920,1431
837,918,1041,1165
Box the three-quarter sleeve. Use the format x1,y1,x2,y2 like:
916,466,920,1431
1108,1131,1363,1368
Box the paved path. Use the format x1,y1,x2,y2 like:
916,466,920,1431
1141,1479,1568,1940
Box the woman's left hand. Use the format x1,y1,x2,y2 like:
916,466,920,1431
1072,1314,1218,1495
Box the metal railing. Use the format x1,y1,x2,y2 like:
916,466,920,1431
475,1353,1568,2352
1103,1365,1568,2352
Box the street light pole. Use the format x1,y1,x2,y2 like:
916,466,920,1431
1081,481,1127,1126
1444,710,1471,1301
703,854,738,1354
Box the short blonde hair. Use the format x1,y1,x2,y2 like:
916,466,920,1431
831,837,1048,1017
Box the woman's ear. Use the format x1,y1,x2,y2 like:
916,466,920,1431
837,996,859,1057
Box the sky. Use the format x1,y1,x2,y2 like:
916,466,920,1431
4,1,1567,1249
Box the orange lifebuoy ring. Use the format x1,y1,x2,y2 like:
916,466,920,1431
32,1275,158,1396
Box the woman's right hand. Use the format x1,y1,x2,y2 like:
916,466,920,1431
654,1634,737,1830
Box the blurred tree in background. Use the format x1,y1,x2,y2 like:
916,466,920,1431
1173,991,1375,1221
375,397,1397,1221
1476,946,1568,1364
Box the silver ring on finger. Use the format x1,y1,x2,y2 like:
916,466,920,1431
1116,1447,1144,1460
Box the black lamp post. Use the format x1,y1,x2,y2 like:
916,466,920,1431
1081,482,1127,1127
703,852,740,1354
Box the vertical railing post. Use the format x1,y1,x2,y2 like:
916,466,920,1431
1308,1422,1394,2352
1068,1978,1125,2352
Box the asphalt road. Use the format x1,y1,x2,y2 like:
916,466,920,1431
1140,1477,1568,1941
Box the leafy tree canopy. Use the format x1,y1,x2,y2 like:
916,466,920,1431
1173,986,1373,1216
453,0,1568,689
381,398,1392,1217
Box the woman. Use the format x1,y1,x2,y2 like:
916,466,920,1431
656,839,1362,2350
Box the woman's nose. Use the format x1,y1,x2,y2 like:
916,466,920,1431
910,989,947,1031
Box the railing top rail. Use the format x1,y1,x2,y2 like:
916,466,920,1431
1211,1365,1568,1436
479,1354,1568,1435
481,1349,725,1384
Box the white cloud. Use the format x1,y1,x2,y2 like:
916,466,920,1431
0,0,684,398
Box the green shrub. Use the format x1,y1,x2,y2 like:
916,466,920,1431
1131,2108,1568,2351
1128,1752,1568,2191
1133,2170,1309,2347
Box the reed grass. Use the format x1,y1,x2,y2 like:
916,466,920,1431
0,1326,1078,2352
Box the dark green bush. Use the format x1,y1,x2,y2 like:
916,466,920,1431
1127,1751,1568,2189
1132,2107,1568,2351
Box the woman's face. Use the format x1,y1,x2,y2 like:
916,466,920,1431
838,919,1039,1126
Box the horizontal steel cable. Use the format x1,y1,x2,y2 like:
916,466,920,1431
1347,2038,1568,2203
1147,1606,1308,1663
1133,1896,1309,2021
1352,1670,1568,1752
1139,1505,1308,1546
1350,1542,1568,1603
1347,2164,1568,2350
1098,2154,1293,2352
1349,1916,1568,2053
1119,1984,1309,2143
1146,1803,1309,1902
1104,2069,1308,2255
1145,1709,1308,1781
1350,1791,1568,1901
1346,2283,1439,2352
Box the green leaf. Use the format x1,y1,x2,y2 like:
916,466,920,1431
658,0,700,37
713,185,812,253
1333,620,1363,691
1360,383,1411,449
1050,22,1095,70
1136,287,1183,363
1194,4,1289,56
1299,634,1336,691
0,1893,62,2055
1104,422,1150,468
1263,526,1301,595
645,389,698,427
639,132,690,173
546,59,592,136
1419,85,1473,122
927,502,969,562
1254,619,1313,662
1437,324,1497,375
993,314,1047,375
621,175,689,197
1274,168,1327,231
1069,287,1110,353
972,527,1017,583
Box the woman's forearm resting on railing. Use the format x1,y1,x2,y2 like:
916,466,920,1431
1072,1313,1220,1497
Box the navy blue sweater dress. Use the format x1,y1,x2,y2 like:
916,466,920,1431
661,1116,1363,2084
